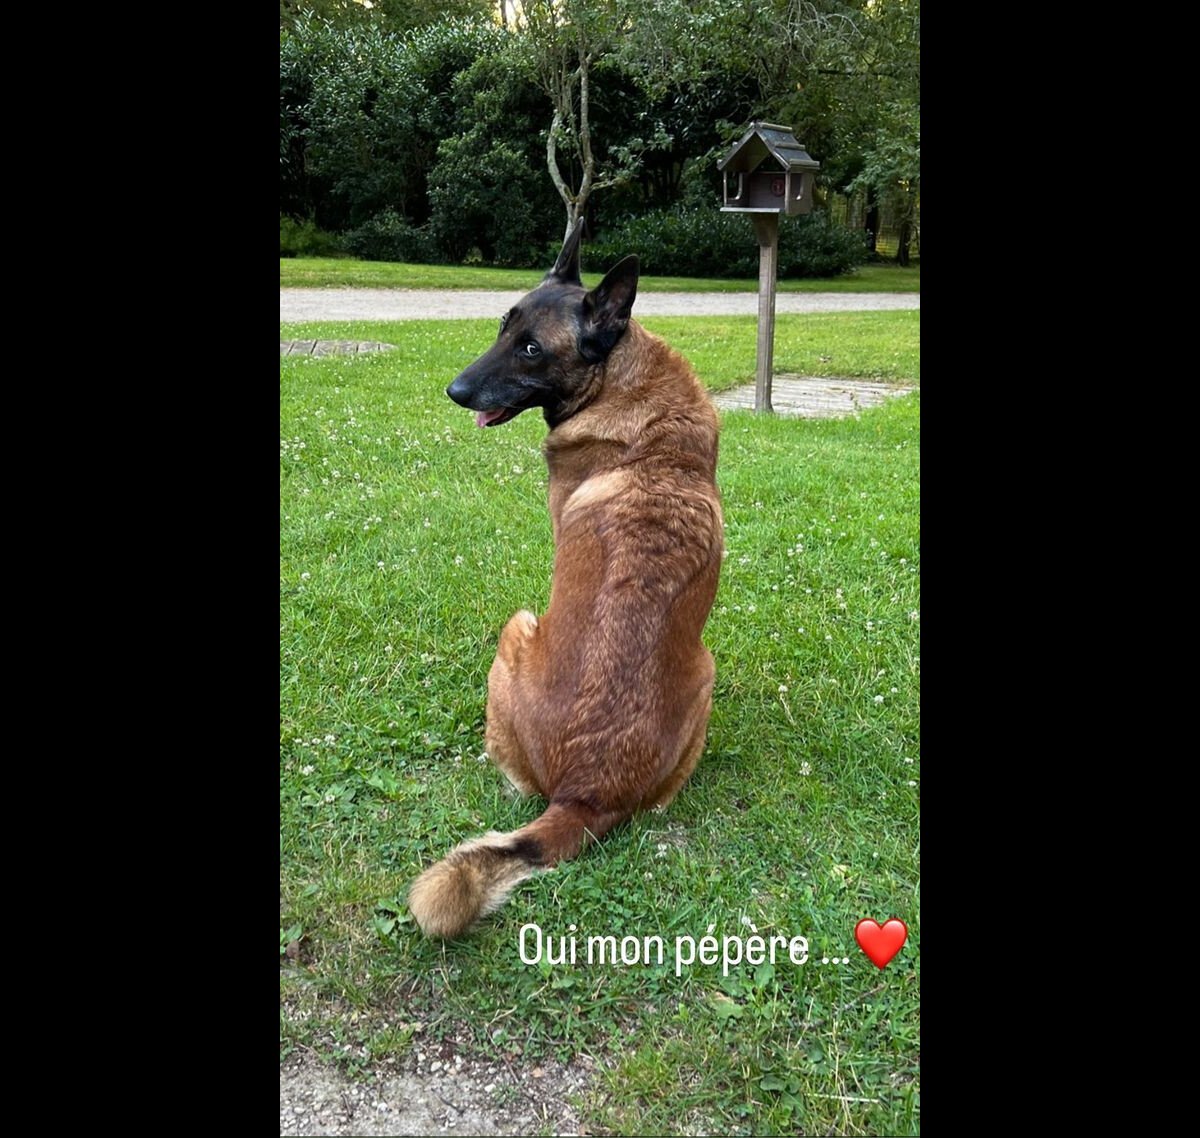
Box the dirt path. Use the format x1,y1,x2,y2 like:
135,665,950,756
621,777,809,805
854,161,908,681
280,288,919,322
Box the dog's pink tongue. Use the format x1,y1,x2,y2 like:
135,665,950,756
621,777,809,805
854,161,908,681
476,409,506,428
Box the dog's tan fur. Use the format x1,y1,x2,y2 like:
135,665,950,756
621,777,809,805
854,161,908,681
409,236,722,938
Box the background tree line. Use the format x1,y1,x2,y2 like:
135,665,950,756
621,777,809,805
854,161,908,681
280,0,919,273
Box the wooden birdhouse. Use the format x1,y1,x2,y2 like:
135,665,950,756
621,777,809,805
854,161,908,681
718,122,820,216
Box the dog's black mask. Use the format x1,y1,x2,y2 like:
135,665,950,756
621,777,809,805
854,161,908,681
446,220,639,428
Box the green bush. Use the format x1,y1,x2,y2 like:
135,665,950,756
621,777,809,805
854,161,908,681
280,215,343,257
293,18,505,231
342,210,439,263
426,46,561,267
429,137,553,267
589,207,866,278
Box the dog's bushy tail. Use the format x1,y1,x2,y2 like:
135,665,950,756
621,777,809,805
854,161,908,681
408,801,603,938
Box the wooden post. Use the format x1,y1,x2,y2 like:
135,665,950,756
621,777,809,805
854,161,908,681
750,213,779,414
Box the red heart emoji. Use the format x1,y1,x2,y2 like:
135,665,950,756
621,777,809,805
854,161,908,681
855,918,908,969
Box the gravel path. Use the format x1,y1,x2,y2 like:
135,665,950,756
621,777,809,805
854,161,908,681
280,1053,591,1136
280,288,919,322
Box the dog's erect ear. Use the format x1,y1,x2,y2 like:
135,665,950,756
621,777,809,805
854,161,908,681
546,218,585,285
580,255,639,363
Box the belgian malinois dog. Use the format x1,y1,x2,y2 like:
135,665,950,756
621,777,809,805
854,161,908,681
408,221,723,938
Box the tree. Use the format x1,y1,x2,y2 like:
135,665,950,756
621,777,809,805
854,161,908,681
817,0,919,261
847,100,919,263
517,1,870,233
279,1,493,34
521,1,615,238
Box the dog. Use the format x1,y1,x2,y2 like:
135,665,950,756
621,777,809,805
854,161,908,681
408,220,723,938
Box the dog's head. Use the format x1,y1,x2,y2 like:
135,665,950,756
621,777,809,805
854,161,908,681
446,220,639,429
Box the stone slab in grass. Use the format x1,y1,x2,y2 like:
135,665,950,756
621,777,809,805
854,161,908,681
280,340,396,358
712,375,916,418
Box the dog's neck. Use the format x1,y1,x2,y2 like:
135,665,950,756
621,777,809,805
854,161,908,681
546,322,686,439
541,321,716,496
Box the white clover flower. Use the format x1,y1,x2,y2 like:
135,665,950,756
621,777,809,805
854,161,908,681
873,694,885,704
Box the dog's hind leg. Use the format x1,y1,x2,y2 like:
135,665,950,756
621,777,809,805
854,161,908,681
642,709,708,811
642,654,715,811
485,610,545,798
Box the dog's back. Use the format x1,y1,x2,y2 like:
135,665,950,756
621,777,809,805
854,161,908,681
517,320,722,818
409,225,722,937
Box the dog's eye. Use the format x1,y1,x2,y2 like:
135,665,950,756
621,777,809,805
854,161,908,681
521,342,542,359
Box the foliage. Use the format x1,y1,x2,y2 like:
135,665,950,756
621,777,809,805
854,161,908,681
279,0,493,34
280,214,343,258
779,0,921,262
589,208,866,279
847,100,920,264
341,210,439,263
283,18,504,231
426,47,561,265
280,17,342,222
279,1,920,267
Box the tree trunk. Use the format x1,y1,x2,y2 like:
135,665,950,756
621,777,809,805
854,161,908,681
864,187,879,256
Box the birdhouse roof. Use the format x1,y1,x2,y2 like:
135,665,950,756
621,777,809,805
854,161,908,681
717,122,820,174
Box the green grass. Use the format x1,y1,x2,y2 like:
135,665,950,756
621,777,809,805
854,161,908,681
280,311,920,394
280,256,920,293
280,314,920,1135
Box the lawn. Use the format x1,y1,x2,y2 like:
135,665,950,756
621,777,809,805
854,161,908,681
280,313,920,1135
280,311,920,395
280,257,921,294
